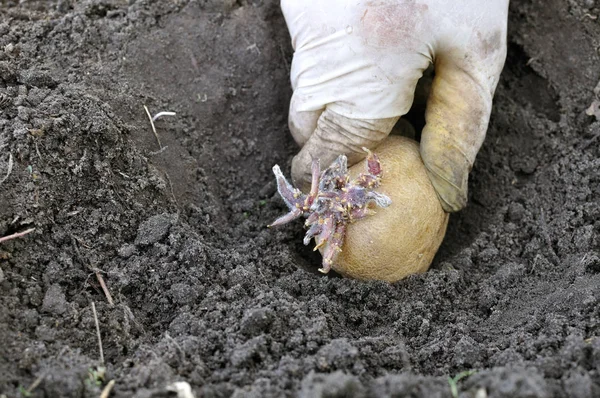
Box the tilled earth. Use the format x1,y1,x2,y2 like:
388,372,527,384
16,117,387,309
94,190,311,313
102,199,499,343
0,1,599,397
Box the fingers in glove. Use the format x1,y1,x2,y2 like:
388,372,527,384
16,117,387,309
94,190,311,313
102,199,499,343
288,93,322,147
421,34,507,212
291,108,398,191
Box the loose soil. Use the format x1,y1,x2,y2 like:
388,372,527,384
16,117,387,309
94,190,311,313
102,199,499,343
0,1,599,397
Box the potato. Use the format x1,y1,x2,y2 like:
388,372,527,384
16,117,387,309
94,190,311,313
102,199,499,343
322,136,449,282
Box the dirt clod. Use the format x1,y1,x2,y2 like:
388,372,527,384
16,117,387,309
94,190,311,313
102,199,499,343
134,213,178,246
41,284,68,316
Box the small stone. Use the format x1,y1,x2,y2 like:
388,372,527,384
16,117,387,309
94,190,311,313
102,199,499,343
583,253,600,273
134,213,177,246
510,156,538,174
35,324,57,342
507,202,525,222
574,225,594,250
42,284,67,315
26,285,44,307
166,382,195,398
43,261,63,285
477,247,499,263
118,243,137,258
453,335,482,367
316,338,358,370
231,335,267,367
240,308,273,336
258,180,276,198
169,283,200,305
21,309,39,329
18,69,57,88
17,106,30,121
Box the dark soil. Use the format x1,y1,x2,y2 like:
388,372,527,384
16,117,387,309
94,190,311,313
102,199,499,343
1,0,599,397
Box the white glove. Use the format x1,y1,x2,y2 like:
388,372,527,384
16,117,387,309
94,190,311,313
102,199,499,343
282,0,508,212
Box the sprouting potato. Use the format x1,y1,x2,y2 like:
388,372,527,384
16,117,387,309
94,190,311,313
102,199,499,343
270,136,449,282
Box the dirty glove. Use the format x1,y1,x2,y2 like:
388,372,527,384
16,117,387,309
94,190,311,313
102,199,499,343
281,0,508,212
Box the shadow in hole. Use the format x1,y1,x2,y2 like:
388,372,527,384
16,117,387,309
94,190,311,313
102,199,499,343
291,227,345,278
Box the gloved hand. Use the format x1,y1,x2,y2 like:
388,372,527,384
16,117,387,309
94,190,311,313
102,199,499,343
281,0,508,212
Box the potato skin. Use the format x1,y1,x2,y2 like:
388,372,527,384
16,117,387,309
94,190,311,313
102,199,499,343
323,136,449,282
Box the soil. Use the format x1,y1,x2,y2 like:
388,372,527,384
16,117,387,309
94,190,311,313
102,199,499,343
0,0,599,397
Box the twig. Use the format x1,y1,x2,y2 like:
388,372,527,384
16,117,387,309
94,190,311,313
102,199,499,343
165,332,184,359
24,373,45,395
163,170,179,209
71,236,114,305
100,380,116,398
72,234,91,249
526,57,538,66
148,146,169,156
246,43,261,54
96,272,114,306
144,106,177,150
152,111,176,122
91,302,105,365
0,153,13,185
448,370,477,398
189,50,200,74
166,382,195,398
144,105,163,150
35,142,42,160
0,227,35,244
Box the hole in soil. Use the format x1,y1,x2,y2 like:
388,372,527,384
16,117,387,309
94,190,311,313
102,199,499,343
292,236,344,278
96,1,568,355
503,42,561,122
